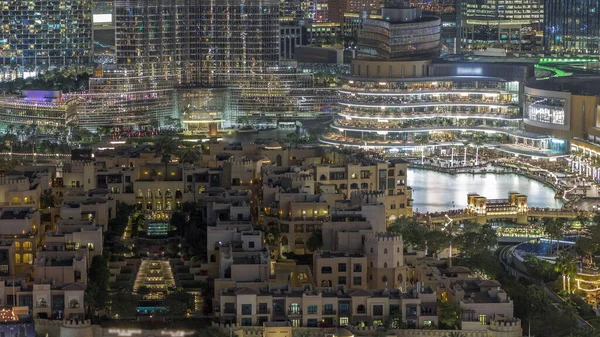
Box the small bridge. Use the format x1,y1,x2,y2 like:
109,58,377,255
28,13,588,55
421,208,582,225
415,192,586,225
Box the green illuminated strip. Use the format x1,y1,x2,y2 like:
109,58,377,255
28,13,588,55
534,64,570,77
539,58,599,64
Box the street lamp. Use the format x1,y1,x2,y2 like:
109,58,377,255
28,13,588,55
443,214,454,266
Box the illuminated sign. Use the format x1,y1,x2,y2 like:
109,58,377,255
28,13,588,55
107,329,142,337
456,67,483,76
93,14,112,23
526,105,566,125
161,331,194,337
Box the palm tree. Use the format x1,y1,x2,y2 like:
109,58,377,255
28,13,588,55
17,124,27,142
555,251,577,293
154,135,178,180
179,146,201,164
5,124,15,137
542,217,567,256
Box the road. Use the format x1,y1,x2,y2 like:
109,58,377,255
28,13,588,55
497,245,592,328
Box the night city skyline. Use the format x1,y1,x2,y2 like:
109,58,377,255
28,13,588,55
0,1,599,337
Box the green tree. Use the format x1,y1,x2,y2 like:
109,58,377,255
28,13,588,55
154,135,178,180
170,212,187,236
264,221,281,247
565,328,600,337
388,217,428,249
307,230,323,251
86,255,110,319
455,223,497,258
162,288,192,316
39,190,56,209
108,290,139,318
438,299,462,329
542,217,567,256
137,286,151,296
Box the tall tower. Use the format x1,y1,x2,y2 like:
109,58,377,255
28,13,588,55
114,0,201,85
544,0,600,54
198,0,281,87
0,0,92,70
364,232,407,290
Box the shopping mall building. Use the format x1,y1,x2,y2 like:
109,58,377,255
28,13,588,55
319,3,593,157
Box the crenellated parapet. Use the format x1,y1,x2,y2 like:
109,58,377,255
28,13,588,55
364,231,402,243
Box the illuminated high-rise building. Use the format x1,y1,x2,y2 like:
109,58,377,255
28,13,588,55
114,0,281,87
0,0,92,73
459,0,543,52
197,0,281,87
114,0,201,85
544,0,600,54
328,0,381,23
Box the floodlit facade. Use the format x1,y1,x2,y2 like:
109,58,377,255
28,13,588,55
114,0,202,85
0,91,74,132
66,68,178,130
357,7,441,60
0,0,92,77
198,0,281,87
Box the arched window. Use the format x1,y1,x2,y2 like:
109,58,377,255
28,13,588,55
23,253,33,264
320,174,327,181
397,274,403,282
370,247,373,253
15,254,20,264
397,247,400,253
357,305,366,314
146,189,152,198
351,173,357,179
69,299,79,308
382,276,388,283
384,248,388,254
14,242,20,249
350,183,358,189
361,183,368,189
384,262,388,268
281,236,289,246
165,189,172,198
137,190,143,197
157,189,162,197
397,262,400,267
175,190,183,198
23,242,32,251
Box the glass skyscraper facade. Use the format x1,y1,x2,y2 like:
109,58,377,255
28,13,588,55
544,0,600,54
459,0,543,51
114,0,202,85
0,0,92,70
198,0,280,87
